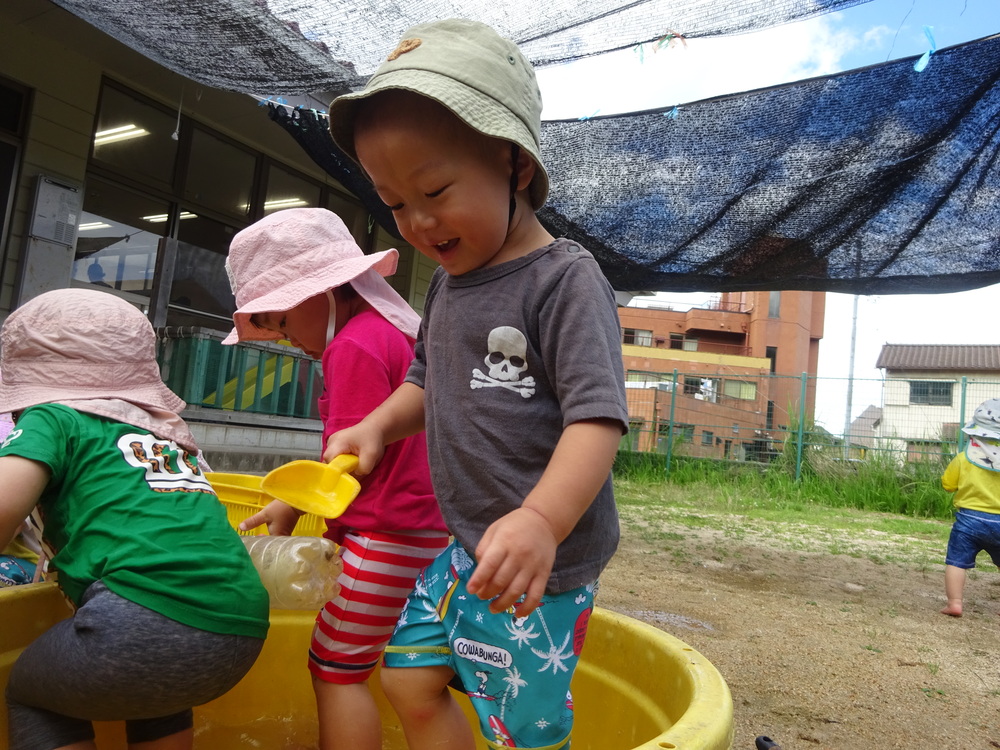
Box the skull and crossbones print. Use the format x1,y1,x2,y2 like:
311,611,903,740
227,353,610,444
470,326,535,398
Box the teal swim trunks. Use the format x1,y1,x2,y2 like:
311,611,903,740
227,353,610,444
383,541,596,749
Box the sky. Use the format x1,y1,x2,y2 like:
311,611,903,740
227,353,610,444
534,0,1000,435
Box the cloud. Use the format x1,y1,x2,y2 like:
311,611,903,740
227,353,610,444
538,15,864,120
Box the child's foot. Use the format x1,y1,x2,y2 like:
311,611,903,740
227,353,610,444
940,603,963,617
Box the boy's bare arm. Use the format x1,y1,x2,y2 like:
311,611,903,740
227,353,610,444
467,418,622,617
0,456,49,550
322,381,426,476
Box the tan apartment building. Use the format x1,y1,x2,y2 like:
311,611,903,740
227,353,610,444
618,290,825,460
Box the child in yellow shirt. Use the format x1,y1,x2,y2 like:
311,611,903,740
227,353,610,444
940,398,1000,617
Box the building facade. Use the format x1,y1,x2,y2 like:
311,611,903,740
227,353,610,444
618,290,825,459
874,344,1000,461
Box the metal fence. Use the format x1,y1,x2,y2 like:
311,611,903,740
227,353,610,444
156,327,323,420
621,370,1000,479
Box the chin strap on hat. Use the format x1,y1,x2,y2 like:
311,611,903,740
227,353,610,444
508,143,520,226
325,289,338,346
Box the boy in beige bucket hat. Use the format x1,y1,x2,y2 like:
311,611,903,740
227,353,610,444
223,207,448,750
0,288,269,749
326,19,627,750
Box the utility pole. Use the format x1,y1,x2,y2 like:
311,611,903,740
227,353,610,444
842,295,859,458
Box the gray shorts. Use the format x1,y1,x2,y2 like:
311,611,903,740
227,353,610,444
5,581,264,750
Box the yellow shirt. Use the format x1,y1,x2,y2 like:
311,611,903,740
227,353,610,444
941,452,1000,514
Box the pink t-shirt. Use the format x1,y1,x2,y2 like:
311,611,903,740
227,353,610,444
318,309,446,540
0,371,11,442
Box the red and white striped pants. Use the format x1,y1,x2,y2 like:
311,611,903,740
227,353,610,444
308,529,450,684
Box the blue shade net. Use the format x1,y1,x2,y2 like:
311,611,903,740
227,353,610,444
48,0,873,91
538,34,1000,294
270,34,1000,295
51,0,1000,294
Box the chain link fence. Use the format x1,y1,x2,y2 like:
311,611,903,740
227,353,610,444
621,370,1000,479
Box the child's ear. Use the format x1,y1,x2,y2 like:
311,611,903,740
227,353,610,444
515,150,536,194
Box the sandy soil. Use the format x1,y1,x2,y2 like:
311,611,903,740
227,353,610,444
596,508,1000,749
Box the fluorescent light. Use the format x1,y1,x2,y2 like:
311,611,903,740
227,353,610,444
141,211,197,223
264,198,308,209
95,125,139,137
78,221,112,231
94,124,150,145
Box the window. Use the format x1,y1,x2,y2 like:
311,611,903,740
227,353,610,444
85,80,403,333
683,376,701,395
0,77,28,295
661,422,694,443
76,177,169,296
701,430,714,446
185,128,256,219
724,380,757,400
0,79,27,135
172,213,239,327
264,164,321,216
669,333,684,349
327,190,369,246
92,84,178,190
766,400,775,430
622,328,652,346
765,346,777,373
768,291,781,318
909,381,953,406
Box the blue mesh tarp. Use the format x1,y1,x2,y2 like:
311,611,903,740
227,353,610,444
538,34,1000,293
49,0,873,93
49,0,1000,293
270,34,1000,294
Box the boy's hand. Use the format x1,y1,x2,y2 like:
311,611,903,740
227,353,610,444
322,423,385,477
468,507,557,618
239,499,300,536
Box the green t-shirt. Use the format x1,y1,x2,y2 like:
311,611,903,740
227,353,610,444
0,404,269,639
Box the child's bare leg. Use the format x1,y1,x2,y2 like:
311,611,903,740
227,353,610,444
941,564,965,617
381,665,475,750
314,677,381,750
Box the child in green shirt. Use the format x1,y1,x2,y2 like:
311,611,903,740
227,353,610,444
0,288,269,750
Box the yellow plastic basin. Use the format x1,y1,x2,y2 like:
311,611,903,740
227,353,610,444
1,582,732,749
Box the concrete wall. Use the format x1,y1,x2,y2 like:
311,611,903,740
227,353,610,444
186,408,323,474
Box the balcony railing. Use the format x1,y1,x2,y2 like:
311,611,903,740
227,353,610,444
155,327,322,420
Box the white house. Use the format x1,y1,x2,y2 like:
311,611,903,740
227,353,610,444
876,344,1000,461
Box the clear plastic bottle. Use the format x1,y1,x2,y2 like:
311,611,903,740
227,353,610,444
241,535,342,609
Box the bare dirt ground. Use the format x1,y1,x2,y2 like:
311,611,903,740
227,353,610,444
597,505,1000,749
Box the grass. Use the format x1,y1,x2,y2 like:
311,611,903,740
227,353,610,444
612,451,957,571
614,450,954,519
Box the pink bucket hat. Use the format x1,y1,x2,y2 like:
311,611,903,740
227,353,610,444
224,208,421,343
0,288,185,415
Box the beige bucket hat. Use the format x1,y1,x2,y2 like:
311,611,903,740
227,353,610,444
224,208,421,344
0,288,185,415
328,18,549,210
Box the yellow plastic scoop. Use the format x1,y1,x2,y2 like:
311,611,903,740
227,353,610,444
261,454,361,518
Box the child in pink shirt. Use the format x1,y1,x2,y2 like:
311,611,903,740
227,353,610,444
224,208,449,750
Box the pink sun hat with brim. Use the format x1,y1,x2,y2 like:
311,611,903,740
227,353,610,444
0,288,185,415
224,208,421,344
